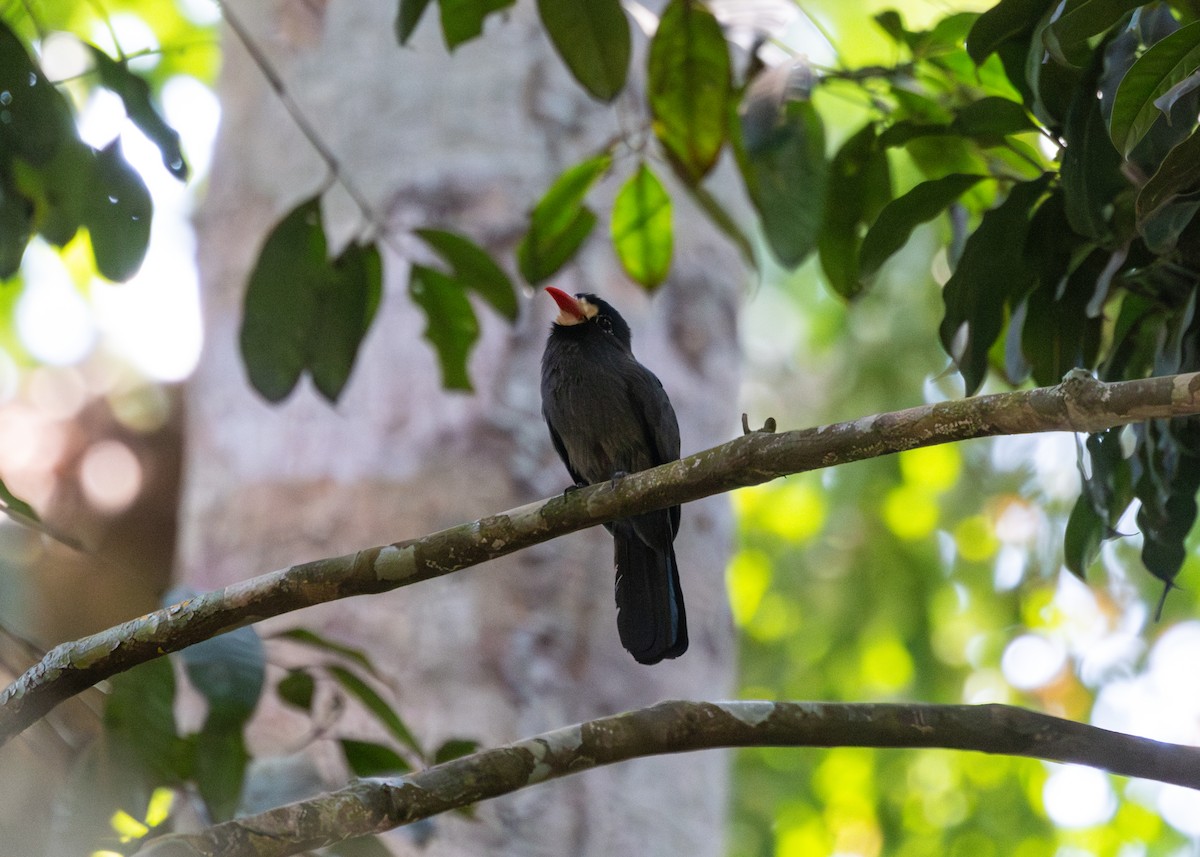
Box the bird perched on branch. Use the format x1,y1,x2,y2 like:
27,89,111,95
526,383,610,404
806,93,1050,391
540,286,687,665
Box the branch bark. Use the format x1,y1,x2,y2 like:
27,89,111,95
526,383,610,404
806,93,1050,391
3,371,1199,747
137,698,1200,856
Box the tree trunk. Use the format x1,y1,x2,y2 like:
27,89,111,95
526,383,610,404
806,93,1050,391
185,2,743,853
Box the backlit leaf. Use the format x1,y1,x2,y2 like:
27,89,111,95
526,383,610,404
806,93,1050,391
648,0,732,182
610,162,673,290
517,154,610,283
537,0,630,101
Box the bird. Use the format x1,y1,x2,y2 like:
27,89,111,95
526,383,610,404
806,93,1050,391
539,286,687,665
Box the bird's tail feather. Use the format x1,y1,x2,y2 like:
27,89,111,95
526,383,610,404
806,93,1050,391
614,529,688,665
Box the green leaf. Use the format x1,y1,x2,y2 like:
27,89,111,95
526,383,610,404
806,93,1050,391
0,21,77,167
1136,127,1200,227
309,241,382,403
276,669,315,712
179,625,265,727
939,174,1051,395
516,154,609,283
328,836,396,857
275,627,382,677
340,739,412,777
536,0,630,101
104,657,186,785
433,737,479,764
1044,0,1142,67
648,0,732,182
1135,419,1200,589
84,138,152,282
1064,489,1106,578
27,140,91,247
435,0,515,50
240,197,326,402
415,228,517,319
610,162,673,290
818,123,892,298
1061,65,1127,242
85,45,188,180
396,0,435,44
735,100,828,269
950,97,1037,139
0,175,32,279
966,0,1053,64
408,264,479,391
1109,22,1200,157
194,722,249,821
328,665,424,759
859,174,987,282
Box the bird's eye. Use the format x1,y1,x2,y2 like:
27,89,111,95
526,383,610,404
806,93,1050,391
597,316,614,333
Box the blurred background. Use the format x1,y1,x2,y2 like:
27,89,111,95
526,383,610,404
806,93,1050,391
1,0,1199,855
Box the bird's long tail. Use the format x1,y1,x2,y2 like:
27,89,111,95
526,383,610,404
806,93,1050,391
614,520,688,665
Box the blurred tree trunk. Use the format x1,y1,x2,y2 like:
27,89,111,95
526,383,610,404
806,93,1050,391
185,1,743,853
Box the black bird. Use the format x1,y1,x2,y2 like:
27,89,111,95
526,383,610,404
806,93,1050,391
540,287,687,664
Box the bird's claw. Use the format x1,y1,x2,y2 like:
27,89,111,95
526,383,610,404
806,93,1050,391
742,413,777,435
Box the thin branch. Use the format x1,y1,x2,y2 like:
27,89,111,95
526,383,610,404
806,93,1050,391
137,699,1200,856
2,371,1199,747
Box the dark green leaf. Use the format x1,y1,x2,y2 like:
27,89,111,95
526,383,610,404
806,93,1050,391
1062,64,1127,242
309,241,382,403
1109,22,1200,156
1134,420,1200,589
1064,490,1106,578
1026,7,1085,128
194,722,249,821
396,0,435,44
939,174,1051,394
104,657,186,785
433,737,479,764
648,0,732,182
435,0,515,50
966,0,1053,64
859,174,985,282
86,46,188,180
415,228,517,319
1044,0,1142,67
240,197,326,402
328,665,424,759
1136,127,1200,227
275,627,382,677
84,138,152,282
516,154,609,283
1020,250,1105,386
735,100,827,269
409,264,479,390
950,97,1037,139
28,140,91,247
340,739,412,777
537,0,630,101
610,162,673,290
276,669,315,712
0,175,32,278
179,625,265,727
0,21,77,167
818,123,892,298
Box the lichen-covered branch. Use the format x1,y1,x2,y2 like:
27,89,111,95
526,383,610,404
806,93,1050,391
3,371,1199,747
137,698,1200,856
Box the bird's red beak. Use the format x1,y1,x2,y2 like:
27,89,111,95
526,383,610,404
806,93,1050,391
545,286,587,323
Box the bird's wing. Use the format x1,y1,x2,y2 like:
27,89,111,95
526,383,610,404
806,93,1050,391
545,413,586,487
625,362,680,466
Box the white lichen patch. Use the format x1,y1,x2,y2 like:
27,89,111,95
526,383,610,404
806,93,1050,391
374,544,417,582
715,700,775,726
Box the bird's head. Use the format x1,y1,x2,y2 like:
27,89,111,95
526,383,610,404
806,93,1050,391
544,286,632,349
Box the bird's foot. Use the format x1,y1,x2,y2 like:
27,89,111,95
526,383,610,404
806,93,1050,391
562,482,586,497
608,470,628,490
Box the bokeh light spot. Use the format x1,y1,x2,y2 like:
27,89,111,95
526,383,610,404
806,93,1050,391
882,485,937,540
899,445,960,492
727,549,772,627
79,439,143,513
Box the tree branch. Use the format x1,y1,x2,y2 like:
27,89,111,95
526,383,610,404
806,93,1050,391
3,371,1199,747
137,698,1200,856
